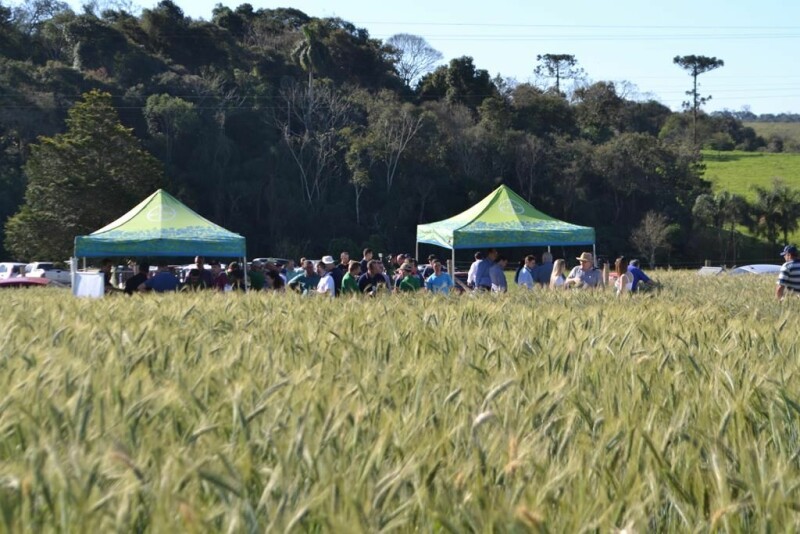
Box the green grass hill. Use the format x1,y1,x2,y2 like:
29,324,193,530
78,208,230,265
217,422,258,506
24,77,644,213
702,150,800,251
702,150,800,199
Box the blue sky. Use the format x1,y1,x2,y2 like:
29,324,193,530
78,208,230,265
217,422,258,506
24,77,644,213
56,0,800,114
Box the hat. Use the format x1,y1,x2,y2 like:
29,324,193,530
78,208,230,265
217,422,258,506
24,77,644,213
401,263,413,272
251,260,263,267
321,255,336,265
576,252,594,263
780,245,798,256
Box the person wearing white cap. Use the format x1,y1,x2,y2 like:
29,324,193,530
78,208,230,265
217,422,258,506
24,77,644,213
565,252,603,289
316,255,337,297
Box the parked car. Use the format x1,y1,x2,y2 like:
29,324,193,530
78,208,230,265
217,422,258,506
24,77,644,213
729,264,782,275
0,262,27,280
252,257,290,267
0,277,50,289
25,262,72,285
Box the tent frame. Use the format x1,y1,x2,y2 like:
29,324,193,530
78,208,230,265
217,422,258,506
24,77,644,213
417,243,597,271
71,255,250,293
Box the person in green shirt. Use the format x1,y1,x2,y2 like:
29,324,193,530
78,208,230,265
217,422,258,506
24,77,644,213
398,263,421,292
287,260,320,295
341,261,361,295
247,260,266,291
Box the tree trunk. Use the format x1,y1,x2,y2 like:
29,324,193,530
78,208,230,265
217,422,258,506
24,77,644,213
354,184,363,226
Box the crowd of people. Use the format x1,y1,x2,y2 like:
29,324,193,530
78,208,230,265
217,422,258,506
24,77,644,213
115,247,658,297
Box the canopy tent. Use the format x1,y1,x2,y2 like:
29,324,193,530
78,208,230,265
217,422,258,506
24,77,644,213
75,189,245,258
416,185,595,267
73,189,247,293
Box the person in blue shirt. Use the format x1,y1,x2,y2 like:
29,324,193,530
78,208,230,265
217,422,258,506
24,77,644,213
490,255,508,293
627,259,653,291
421,254,438,280
475,248,497,290
516,255,537,289
143,262,180,293
425,260,454,294
535,251,554,287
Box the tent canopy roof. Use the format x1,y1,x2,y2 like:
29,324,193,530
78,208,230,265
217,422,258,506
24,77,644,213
74,189,245,257
416,185,594,249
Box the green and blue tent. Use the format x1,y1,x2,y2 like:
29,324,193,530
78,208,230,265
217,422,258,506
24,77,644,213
74,189,245,258
416,185,595,264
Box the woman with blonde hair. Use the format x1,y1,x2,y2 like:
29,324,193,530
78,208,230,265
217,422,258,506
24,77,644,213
549,259,567,288
614,257,634,296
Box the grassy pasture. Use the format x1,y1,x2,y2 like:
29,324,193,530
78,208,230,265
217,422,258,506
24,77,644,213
744,122,800,150
702,150,800,246
2,273,800,532
702,150,800,200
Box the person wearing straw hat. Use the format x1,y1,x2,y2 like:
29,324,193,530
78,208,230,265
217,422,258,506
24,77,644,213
565,252,603,289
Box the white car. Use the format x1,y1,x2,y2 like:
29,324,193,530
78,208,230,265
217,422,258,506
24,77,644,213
25,262,72,284
0,262,26,280
729,264,782,275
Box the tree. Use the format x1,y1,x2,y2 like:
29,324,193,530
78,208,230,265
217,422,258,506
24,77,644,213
592,133,669,225
750,179,800,246
4,90,163,260
10,0,71,36
692,191,749,264
363,92,426,192
513,133,548,203
573,81,624,143
533,54,584,94
344,134,371,226
417,56,497,111
386,33,443,88
273,80,353,208
143,94,198,177
291,20,330,93
631,211,671,269
673,55,724,145
510,84,576,137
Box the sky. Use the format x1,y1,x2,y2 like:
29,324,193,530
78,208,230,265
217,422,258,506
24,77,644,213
53,0,800,115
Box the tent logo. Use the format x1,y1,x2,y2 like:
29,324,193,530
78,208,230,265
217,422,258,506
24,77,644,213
146,205,176,222
498,199,524,215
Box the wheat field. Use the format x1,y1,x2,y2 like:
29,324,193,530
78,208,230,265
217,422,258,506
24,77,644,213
1,271,799,532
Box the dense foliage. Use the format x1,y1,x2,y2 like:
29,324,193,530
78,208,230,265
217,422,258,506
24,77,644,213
0,0,790,263
2,274,800,531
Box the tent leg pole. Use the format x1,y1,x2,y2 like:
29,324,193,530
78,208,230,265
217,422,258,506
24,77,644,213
415,242,419,262
593,244,597,268
243,256,248,293
451,248,455,274
547,246,551,253
70,255,76,294
82,257,86,271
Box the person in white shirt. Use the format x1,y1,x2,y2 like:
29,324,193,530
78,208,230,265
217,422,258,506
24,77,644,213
613,257,634,297
550,259,567,288
467,251,483,289
316,256,336,297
